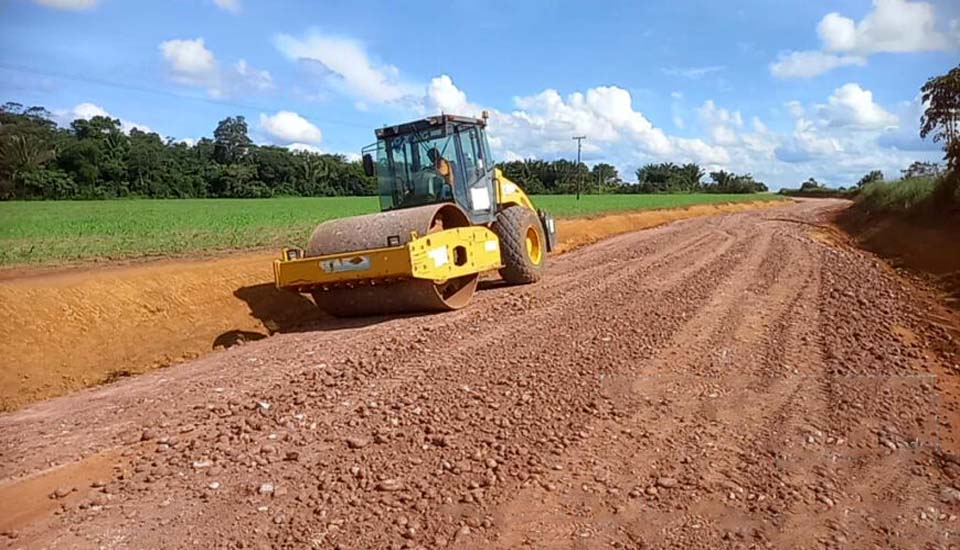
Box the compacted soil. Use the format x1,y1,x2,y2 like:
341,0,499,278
0,200,782,411
2,199,959,549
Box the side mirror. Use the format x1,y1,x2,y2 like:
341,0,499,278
362,154,375,177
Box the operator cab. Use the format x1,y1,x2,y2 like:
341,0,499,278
361,114,498,224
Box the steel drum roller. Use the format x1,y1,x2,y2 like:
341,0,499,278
305,203,480,317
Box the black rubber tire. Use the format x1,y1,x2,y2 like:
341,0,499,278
493,205,546,285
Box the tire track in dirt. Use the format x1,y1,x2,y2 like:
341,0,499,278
481,211,798,548
1,199,959,549
479,204,957,549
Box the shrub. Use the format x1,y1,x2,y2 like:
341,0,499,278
856,176,941,213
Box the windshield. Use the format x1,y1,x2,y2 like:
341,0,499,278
377,127,458,211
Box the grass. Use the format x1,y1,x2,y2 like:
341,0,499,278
0,193,783,266
856,176,951,213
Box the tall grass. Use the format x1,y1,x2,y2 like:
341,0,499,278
856,176,944,213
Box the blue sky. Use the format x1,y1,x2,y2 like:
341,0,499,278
1,0,958,189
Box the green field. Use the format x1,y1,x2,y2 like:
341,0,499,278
0,194,784,266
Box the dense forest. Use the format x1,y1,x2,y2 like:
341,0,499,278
0,103,374,200
0,102,766,200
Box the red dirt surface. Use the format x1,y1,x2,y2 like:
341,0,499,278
2,199,960,548
835,206,960,310
0,200,784,411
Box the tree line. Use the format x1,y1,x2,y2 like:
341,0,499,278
497,159,768,194
0,103,375,200
1,101,769,201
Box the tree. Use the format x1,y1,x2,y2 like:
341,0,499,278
590,162,620,192
0,103,60,198
901,161,942,179
799,177,821,191
708,170,734,190
856,170,883,187
213,116,252,164
920,64,960,172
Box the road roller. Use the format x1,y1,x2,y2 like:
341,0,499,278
273,113,557,317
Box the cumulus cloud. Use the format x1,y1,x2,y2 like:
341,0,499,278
771,0,958,78
767,83,940,186
775,118,843,163
63,102,152,134
274,31,419,106
159,38,272,97
159,38,217,86
424,75,480,116
699,100,744,145
32,0,96,9
818,83,898,129
818,0,954,54
259,111,323,145
264,31,937,187
420,75,729,172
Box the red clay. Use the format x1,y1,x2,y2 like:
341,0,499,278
1,199,959,549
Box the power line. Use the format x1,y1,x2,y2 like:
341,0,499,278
572,135,586,200
0,61,372,130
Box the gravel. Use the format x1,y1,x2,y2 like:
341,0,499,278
2,200,959,549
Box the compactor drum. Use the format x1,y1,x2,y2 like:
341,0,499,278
274,113,556,317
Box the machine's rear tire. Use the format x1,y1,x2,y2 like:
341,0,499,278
493,205,545,285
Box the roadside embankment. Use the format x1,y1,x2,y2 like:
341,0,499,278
0,199,787,410
836,198,960,309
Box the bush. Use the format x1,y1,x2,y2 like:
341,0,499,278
856,176,941,213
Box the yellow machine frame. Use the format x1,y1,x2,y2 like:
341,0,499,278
274,225,502,292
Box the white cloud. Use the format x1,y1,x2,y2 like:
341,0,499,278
275,31,419,105
698,100,744,146
776,117,843,163
818,83,898,129
424,76,729,174
770,50,866,79
212,0,240,13
287,142,324,154
159,38,217,86
64,102,152,134
772,0,958,78
32,0,96,9
767,83,940,186
259,111,323,144
424,75,478,115
159,38,272,97
818,0,954,54
71,102,109,120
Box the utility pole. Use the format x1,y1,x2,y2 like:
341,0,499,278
597,165,603,194
572,135,586,200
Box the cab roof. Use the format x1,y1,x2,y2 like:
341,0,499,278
375,114,486,139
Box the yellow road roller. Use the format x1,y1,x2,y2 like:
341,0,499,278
273,113,557,317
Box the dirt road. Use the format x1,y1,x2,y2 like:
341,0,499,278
2,199,959,549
